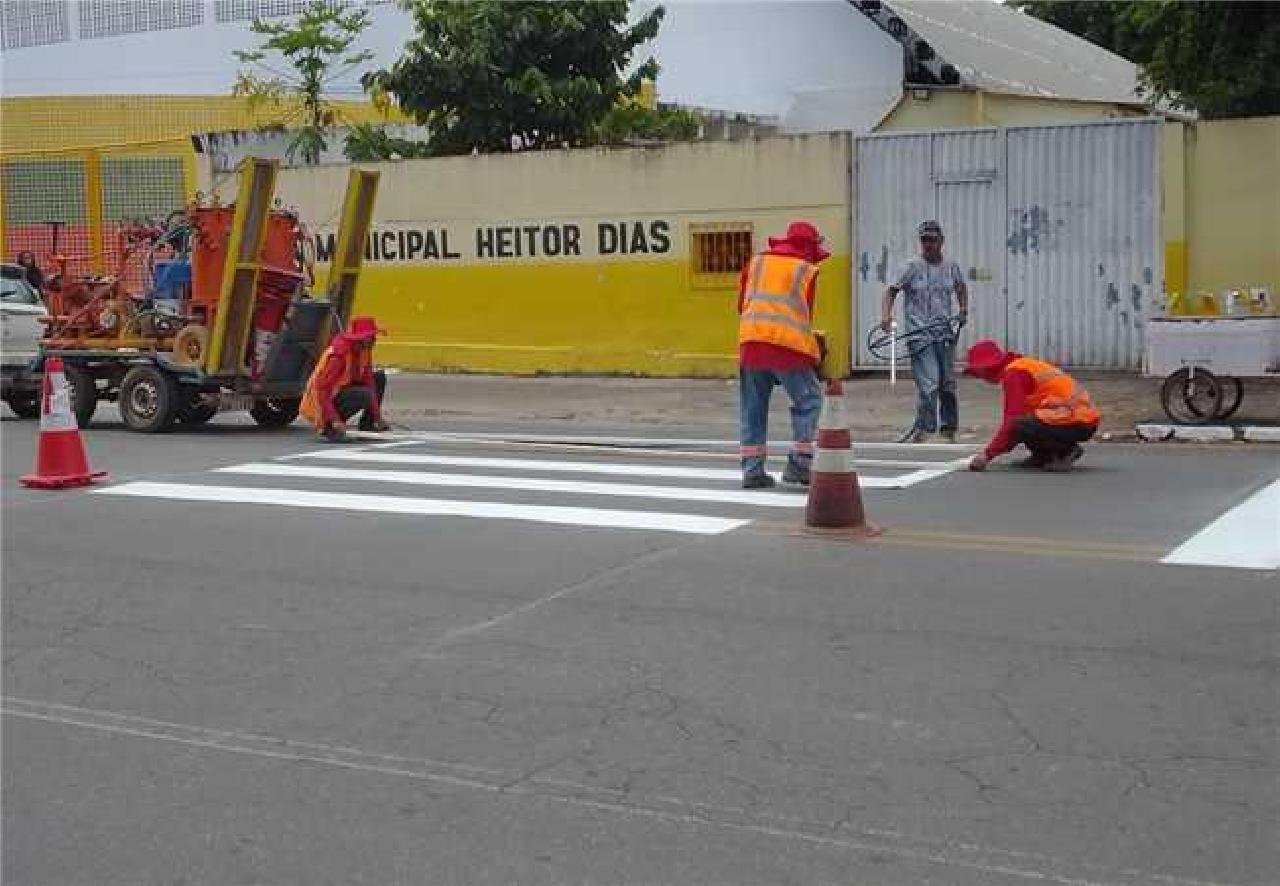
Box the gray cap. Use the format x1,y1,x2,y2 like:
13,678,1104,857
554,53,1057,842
918,219,943,237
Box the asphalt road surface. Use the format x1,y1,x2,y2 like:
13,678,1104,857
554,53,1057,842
3,407,1277,886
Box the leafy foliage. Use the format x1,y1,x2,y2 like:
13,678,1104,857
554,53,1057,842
343,123,435,161
1012,1,1280,118
365,1,696,155
233,1,374,163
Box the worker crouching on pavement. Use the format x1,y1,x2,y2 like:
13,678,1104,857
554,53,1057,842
300,315,390,443
737,221,829,489
965,340,1101,473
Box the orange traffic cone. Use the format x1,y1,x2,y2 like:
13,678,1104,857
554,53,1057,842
803,379,879,537
20,358,107,489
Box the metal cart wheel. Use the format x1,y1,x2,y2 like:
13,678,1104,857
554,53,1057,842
1215,376,1244,421
119,365,179,433
1161,368,1223,425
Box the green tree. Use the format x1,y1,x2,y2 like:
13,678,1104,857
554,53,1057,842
364,0,694,155
233,1,374,163
1012,1,1280,118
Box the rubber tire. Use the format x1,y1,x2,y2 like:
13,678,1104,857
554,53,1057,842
1160,368,1222,426
62,364,98,428
1215,376,1243,421
119,365,179,433
5,395,40,419
249,397,301,428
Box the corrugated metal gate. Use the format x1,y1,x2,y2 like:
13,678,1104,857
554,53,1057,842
854,119,1161,369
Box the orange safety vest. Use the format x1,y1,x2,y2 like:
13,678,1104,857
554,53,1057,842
299,343,372,429
1006,356,1101,426
738,254,821,360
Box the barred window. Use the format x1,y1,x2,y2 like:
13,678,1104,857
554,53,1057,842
689,224,754,288
214,0,312,22
1,0,70,50
78,0,202,39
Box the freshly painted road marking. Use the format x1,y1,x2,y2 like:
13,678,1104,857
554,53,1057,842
95,482,748,535
1161,480,1280,570
219,462,809,508
281,450,959,489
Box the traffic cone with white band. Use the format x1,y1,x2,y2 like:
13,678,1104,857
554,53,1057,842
803,379,878,536
20,358,107,489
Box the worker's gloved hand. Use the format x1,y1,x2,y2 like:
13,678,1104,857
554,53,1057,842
968,453,990,472
321,421,350,443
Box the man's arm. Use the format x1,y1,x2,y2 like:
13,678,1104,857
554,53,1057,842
880,286,899,332
954,264,969,324
981,370,1034,459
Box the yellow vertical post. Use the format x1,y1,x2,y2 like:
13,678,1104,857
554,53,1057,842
84,150,106,274
0,158,8,260
325,168,380,326
204,158,278,376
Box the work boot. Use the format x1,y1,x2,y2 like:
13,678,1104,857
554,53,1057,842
1067,444,1085,465
1042,454,1076,473
782,460,811,487
742,471,777,490
897,427,928,444
320,426,351,444
939,426,958,443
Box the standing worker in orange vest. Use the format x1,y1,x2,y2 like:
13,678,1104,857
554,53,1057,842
964,339,1101,472
737,221,829,489
300,315,391,443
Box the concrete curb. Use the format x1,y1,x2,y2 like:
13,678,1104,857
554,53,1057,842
1136,423,1280,443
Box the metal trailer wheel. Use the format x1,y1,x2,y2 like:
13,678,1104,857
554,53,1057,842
1215,376,1244,421
119,365,179,433
249,397,301,428
5,395,40,419
1160,368,1223,425
62,364,98,428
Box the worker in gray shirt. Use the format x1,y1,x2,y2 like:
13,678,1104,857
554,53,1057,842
880,220,968,443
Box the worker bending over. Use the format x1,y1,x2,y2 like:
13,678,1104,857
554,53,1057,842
301,315,390,443
964,339,1100,472
737,221,829,489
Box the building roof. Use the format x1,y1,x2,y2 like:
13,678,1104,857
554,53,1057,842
873,0,1149,106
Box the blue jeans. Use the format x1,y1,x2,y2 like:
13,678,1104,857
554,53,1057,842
910,338,958,433
739,367,822,475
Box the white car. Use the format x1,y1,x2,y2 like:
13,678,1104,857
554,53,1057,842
1,264,47,418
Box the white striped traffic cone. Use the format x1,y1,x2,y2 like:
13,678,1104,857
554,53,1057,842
20,358,107,489
803,379,878,536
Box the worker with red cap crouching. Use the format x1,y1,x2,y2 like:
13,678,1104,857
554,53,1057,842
964,339,1101,472
300,315,391,443
736,220,829,489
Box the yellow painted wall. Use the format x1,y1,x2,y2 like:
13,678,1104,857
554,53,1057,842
0,95,398,155
1180,116,1279,302
269,135,854,377
876,89,1146,133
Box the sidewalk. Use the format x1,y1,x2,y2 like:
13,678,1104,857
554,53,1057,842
381,370,1202,443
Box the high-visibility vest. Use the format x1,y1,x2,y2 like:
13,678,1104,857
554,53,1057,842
1006,356,1100,426
299,343,372,428
738,254,820,360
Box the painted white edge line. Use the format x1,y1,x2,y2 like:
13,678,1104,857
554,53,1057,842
275,450,941,489
1161,479,1280,570
218,463,808,508
94,482,749,536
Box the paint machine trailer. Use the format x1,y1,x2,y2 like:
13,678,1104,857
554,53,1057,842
1146,314,1280,425
38,159,378,433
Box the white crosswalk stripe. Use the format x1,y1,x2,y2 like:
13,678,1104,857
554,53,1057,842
94,441,968,536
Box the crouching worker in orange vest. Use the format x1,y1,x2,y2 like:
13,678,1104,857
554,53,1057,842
737,221,829,489
300,316,390,443
964,340,1101,473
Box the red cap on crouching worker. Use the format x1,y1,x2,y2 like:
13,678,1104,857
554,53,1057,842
346,316,386,343
769,221,831,264
964,339,1011,378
